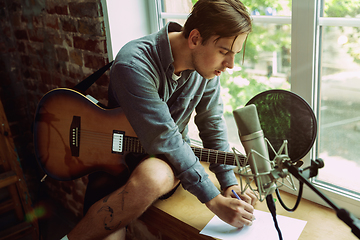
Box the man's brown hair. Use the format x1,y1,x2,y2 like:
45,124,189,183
183,0,252,45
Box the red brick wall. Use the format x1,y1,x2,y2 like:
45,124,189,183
0,0,111,219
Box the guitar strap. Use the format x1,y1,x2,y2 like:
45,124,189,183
73,60,114,93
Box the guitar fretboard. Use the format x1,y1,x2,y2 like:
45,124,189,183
123,136,246,167
124,136,146,153
191,146,247,166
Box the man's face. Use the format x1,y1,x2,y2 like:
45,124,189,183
191,33,248,79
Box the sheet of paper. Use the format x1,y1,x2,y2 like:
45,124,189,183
200,209,307,240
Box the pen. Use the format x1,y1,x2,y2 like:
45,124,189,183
232,190,242,200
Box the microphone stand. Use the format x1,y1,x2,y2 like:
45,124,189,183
282,159,360,239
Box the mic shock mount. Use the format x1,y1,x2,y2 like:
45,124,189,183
232,139,297,202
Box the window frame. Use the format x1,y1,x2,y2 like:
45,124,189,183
295,0,360,217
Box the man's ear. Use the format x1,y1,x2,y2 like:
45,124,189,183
188,29,202,49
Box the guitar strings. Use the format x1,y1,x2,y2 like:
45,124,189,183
191,147,247,166
80,129,112,138
78,130,245,164
79,130,114,148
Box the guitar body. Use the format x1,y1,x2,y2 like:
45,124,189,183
33,88,137,181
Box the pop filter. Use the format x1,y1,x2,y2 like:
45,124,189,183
246,89,317,163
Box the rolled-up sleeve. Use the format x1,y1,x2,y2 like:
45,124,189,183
195,77,239,190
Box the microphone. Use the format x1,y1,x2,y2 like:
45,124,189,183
233,104,277,200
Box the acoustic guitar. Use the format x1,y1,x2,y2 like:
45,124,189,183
33,88,246,181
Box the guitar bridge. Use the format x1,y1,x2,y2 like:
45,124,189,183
70,116,80,157
112,130,125,154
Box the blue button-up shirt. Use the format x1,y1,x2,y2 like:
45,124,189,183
108,22,238,203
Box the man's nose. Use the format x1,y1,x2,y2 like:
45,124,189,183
224,55,235,69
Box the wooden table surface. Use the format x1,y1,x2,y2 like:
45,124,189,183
151,162,359,240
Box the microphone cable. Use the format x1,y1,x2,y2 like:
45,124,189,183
276,181,304,212
266,194,283,240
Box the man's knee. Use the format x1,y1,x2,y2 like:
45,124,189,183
103,228,126,240
130,157,178,196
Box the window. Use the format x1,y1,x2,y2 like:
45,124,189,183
313,0,360,211
154,0,360,216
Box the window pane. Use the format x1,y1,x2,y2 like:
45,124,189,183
317,25,360,194
162,0,193,25
323,0,360,18
244,0,291,17
162,0,193,13
161,0,292,17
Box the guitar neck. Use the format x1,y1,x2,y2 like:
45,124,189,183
123,136,246,167
191,146,246,166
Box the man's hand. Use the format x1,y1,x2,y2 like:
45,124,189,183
223,185,258,207
205,193,255,229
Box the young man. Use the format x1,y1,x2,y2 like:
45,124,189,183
65,0,257,239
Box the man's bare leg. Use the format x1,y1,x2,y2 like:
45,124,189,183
67,157,179,240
